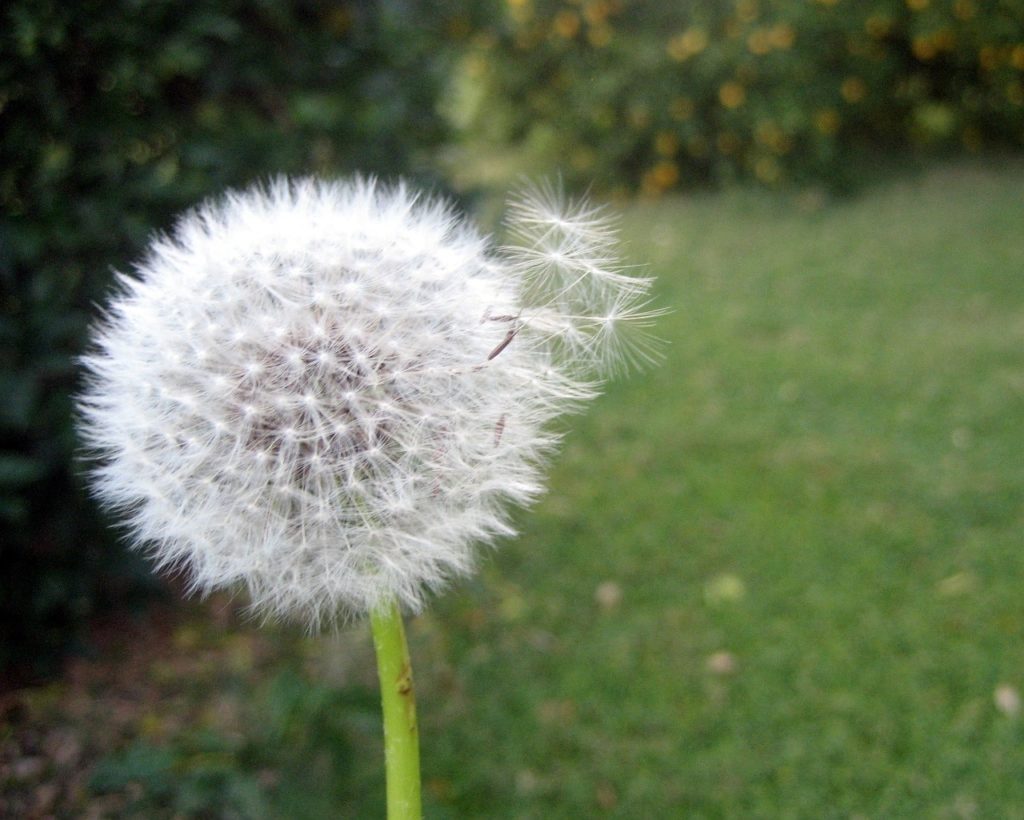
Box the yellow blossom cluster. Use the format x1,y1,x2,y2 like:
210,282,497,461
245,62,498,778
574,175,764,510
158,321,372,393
467,0,1024,194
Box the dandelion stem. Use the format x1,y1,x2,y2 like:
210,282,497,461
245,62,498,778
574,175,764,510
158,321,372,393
370,599,422,820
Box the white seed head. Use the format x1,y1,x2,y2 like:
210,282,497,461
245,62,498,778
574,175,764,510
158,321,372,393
78,177,659,627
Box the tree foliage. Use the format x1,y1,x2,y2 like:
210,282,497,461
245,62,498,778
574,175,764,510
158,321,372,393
449,0,1024,193
0,0,456,678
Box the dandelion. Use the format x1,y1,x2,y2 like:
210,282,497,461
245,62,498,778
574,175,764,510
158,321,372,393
77,176,659,817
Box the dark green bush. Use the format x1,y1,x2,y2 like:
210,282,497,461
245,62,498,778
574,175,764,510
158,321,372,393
448,0,1024,193
0,0,460,679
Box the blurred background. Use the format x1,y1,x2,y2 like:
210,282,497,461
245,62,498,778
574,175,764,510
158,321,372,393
2,0,1023,816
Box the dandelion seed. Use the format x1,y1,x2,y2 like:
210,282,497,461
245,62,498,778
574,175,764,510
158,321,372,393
995,684,1021,717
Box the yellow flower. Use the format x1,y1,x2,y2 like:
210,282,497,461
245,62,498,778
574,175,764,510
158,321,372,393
755,120,792,154
654,131,680,156
814,109,841,135
865,16,891,39
755,120,778,144
840,76,867,104
979,46,999,71
651,160,679,188
736,0,759,24
667,28,709,61
588,24,613,47
932,30,956,52
507,0,533,24
953,0,976,19
754,156,781,184
719,81,746,109
553,10,580,38
769,24,796,50
906,0,928,10
641,161,679,196
747,29,772,56
913,36,937,61
464,53,489,79
583,0,611,24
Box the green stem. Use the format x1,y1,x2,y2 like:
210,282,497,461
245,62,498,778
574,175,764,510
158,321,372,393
370,599,422,820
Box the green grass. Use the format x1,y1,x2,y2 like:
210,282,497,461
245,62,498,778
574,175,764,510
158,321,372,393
402,161,1024,818
70,161,1023,818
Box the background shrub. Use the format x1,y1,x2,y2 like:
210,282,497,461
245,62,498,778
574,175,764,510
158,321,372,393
447,0,1024,193
0,0,459,679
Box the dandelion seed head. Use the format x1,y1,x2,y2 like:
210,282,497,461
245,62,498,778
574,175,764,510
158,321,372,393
78,176,660,627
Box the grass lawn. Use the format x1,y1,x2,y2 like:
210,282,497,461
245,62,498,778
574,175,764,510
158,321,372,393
8,161,1022,818
407,160,1024,817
